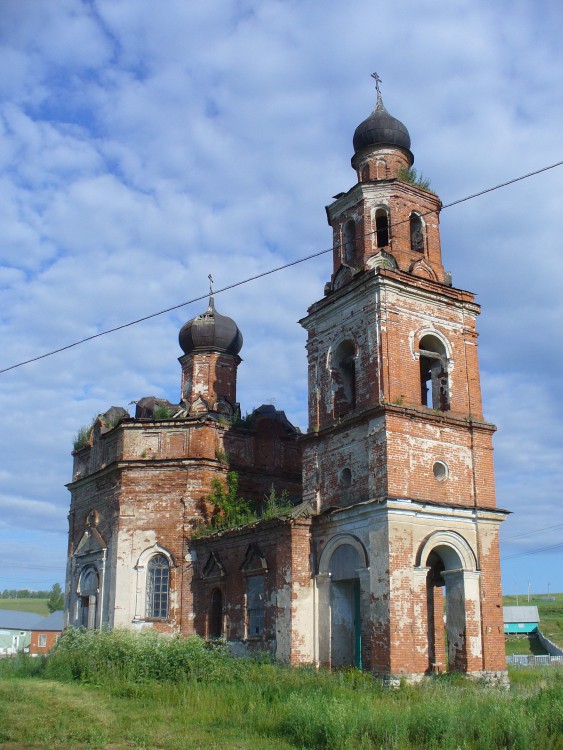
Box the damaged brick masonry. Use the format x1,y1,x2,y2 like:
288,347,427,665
65,86,508,685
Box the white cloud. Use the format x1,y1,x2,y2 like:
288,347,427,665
0,0,561,594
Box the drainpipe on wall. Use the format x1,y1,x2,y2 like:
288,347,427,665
99,547,107,631
312,556,317,666
462,306,486,669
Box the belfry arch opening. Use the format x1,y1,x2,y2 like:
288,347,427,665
419,334,449,411
375,209,389,248
424,543,472,673
410,212,424,252
333,340,356,416
343,220,356,263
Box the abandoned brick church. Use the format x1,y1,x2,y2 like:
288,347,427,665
65,86,508,682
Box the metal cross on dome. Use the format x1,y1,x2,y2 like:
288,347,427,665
208,273,214,295
371,72,382,97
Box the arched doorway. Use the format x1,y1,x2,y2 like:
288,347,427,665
329,544,362,668
318,535,368,670
418,534,479,673
78,567,99,629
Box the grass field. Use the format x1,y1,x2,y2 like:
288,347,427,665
0,629,560,750
0,598,49,616
503,593,563,656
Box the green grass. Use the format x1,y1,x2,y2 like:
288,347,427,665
505,634,548,656
0,629,561,750
0,667,561,750
0,598,49,616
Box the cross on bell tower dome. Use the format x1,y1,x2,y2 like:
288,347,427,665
351,74,414,182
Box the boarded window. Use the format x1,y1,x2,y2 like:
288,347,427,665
246,575,265,638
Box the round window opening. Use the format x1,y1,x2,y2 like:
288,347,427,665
433,461,448,482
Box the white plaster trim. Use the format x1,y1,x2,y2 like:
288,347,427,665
318,533,369,574
416,530,477,572
410,325,453,360
135,543,174,570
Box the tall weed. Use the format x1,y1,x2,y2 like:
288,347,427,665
44,627,242,685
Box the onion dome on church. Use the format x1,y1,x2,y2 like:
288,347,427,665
353,93,411,155
179,296,243,355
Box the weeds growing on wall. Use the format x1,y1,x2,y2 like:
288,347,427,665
192,478,296,538
73,421,94,451
152,404,174,419
397,165,434,193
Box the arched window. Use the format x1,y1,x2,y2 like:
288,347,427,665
343,220,356,262
410,213,424,252
419,335,449,411
333,340,356,415
375,158,387,179
209,588,223,639
375,209,389,248
146,554,170,619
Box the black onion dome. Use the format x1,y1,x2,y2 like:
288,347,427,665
179,297,243,355
353,95,411,154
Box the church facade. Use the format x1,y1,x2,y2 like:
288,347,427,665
65,87,508,682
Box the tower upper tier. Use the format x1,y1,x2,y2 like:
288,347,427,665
325,88,446,288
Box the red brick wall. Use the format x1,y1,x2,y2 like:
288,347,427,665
29,630,60,655
191,518,311,660
180,351,240,408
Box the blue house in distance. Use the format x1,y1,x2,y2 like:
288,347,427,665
503,606,540,634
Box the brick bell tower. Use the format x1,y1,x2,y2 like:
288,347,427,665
301,77,508,681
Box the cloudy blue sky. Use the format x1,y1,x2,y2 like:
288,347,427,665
1,0,561,596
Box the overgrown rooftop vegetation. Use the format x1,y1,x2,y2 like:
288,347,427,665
192,474,297,538
396,165,435,193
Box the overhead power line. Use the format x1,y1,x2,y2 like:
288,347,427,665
1,159,562,377
502,542,563,561
503,522,563,542
0,247,330,375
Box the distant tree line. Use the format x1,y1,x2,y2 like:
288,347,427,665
2,583,65,613
1,589,51,599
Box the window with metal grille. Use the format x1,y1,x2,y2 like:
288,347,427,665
146,554,170,619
